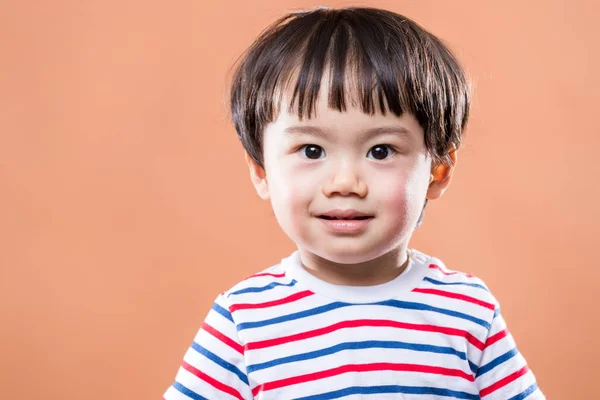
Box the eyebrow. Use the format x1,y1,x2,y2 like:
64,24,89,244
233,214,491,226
283,125,412,141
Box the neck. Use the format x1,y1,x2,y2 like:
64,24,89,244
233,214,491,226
298,247,410,286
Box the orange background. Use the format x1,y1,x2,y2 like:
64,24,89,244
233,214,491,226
1,1,598,399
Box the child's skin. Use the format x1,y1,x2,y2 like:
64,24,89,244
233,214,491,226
246,72,456,286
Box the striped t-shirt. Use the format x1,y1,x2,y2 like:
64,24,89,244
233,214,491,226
163,249,544,399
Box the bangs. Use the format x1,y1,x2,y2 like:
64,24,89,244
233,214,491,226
230,7,471,166
253,9,414,120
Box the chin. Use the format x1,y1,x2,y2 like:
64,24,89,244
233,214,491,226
308,244,385,265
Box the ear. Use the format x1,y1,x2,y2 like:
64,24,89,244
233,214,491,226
245,152,270,200
426,148,457,200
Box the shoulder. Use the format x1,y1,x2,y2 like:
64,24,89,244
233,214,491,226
215,255,296,304
412,249,500,310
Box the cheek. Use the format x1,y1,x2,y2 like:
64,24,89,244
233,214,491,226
268,163,318,216
377,165,430,221
379,184,410,223
266,164,319,244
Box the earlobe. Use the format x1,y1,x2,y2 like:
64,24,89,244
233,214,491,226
426,148,457,200
245,152,270,200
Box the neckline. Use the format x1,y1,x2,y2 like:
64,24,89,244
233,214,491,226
282,249,430,303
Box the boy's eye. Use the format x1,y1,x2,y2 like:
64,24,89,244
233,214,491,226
367,145,395,160
300,144,325,159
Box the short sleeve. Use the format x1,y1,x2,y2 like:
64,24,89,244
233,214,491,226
475,308,545,399
162,294,252,400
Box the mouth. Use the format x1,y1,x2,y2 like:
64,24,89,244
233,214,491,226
316,210,374,233
318,215,373,220
317,210,374,220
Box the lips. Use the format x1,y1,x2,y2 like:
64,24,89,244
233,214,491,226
317,209,373,234
317,209,374,220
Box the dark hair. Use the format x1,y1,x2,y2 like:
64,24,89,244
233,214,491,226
230,6,471,168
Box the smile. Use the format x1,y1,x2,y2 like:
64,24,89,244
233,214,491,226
317,209,374,220
316,209,374,233
318,215,372,220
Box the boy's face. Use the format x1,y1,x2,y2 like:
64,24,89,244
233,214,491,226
247,80,454,265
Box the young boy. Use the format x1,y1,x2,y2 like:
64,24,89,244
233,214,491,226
163,7,544,400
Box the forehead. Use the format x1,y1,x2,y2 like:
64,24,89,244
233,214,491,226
271,72,423,137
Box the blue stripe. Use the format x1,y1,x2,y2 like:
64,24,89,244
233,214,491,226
238,298,490,331
229,280,296,295
507,383,538,400
191,341,249,385
211,302,234,323
294,385,480,400
469,360,478,374
173,381,208,400
377,299,491,329
476,348,519,377
424,277,488,291
238,301,349,331
247,340,468,373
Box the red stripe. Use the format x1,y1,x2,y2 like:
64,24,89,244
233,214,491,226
181,360,244,400
230,290,314,313
412,288,495,310
429,264,473,278
480,365,529,397
249,272,286,279
245,319,484,351
485,329,508,348
202,322,244,355
252,362,474,396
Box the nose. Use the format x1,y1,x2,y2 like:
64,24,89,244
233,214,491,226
322,161,368,198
